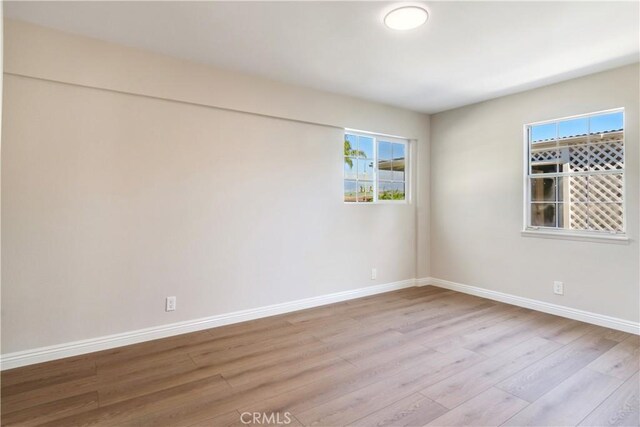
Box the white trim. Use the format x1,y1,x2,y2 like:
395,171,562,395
344,128,409,141
521,229,630,244
0,279,415,371
526,107,625,127
5,276,637,370
422,277,639,335
414,277,431,287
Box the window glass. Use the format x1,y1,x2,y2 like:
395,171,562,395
344,133,408,203
358,159,375,181
526,110,624,233
392,143,405,181
378,141,392,161
344,160,357,180
558,118,588,139
590,111,623,134
531,203,556,227
358,136,374,159
344,180,357,203
357,181,374,203
530,177,556,202
531,123,556,143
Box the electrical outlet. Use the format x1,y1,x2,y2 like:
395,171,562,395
166,296,177,311
553,281,564,295
371,268,377,280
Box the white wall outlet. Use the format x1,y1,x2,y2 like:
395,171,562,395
553,281,564,295
371,268,377,280
166,296,177,311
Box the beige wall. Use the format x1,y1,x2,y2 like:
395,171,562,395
1,20,430,353
430,64,639,323
0,3,4,357
4,18,636,357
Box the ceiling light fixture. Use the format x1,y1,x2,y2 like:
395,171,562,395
384,6,428,31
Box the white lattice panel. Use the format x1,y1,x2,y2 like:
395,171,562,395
568,176,588,202
588,203,624,231
590,142,624,171
569,204,589,230
564,141,624,172
530,149,558,163
589,174,623,202
568,145,590,172
567,173,623,231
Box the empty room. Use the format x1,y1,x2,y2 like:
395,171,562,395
1,1,638,426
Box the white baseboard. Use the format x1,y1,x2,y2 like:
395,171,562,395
1,279,415,371
422,277,640,335
4,276,637,370
415,277,431,287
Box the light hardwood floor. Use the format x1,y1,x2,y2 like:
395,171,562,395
1,286,638,426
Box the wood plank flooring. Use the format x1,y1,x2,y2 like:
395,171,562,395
2,287,638,426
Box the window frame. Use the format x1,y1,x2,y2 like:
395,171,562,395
521,108,629,244
344,129,410,205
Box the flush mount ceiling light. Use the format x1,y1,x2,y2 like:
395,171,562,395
384,6,429,30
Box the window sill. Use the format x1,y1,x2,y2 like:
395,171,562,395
343,201,409,205
521,229,630,244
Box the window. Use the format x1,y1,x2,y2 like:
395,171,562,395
344,131,408,203
524,109,625,239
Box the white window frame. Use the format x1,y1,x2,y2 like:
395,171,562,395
344,129,410,204
521,108,629,244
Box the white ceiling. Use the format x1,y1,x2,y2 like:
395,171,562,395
5,1,639,113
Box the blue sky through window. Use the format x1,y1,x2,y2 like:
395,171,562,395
531,111,623,142
378,141,392,160
358,136,374,159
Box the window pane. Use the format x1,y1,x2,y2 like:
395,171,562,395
344,158,357,179
378,182,396,200
590,142,624,171
590,111,623,134
344,180,357,203
558,118,588,140
358,158,375,180
557,203,566,228
588,174,623,202
378,141,392,161
378,168,393,181
378,181,404,201
530,148,558,174
568,203,589,230
531,163,558,174
392,182,406,200
557,177,565,202
566,144,590,173
531,123,556,143
357,181,374,203
564,203,623,232
530,177,556,202
558,143,580,174
392,143,405,160
358,136,374,159
567,176,588,202
344,134,358,158
588,203,624,232
392,143,405,181
531,203,556,227
589,112,624,143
